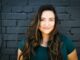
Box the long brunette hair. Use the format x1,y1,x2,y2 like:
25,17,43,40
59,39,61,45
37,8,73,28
19,4,63,60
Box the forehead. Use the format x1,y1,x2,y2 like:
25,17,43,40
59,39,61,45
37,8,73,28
41,10,55,18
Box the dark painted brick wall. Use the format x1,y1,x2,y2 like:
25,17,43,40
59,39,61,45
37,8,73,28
0,0,80,60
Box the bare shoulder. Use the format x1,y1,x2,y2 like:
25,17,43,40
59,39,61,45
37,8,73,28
68,49,78,60
17,49,23,60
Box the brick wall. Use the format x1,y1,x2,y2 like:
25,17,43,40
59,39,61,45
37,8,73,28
0,0,80,60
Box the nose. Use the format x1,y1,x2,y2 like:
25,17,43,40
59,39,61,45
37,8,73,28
44,19,49,26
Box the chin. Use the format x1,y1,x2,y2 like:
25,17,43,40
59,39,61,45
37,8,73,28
42,31,51,34
40,29,53,34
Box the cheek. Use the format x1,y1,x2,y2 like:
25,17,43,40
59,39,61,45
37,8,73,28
38,22,43,30
50,21,55,27
39,21,55,28
39,22,43,27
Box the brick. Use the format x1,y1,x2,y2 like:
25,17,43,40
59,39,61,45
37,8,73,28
69,7,80,19
10,55,17,60
60,21,80,27
7,27,27,33
1,0,80,60
58,27,70,32
17,20,28,27
70,0,80,7
11,6,24,13
1,48,16,54
0,27,2,33
3,34,18,40
29,0,51,5
16,27,27,33
71,28,80,34
77,48,80,60
2,0,28,7
68,7,80,14
7,27,17,33
70,33,80,42
2,27,6,33
2,13,27,20
55,7,68,13
0,2,1,7
23,6,33,13
76,47,80,56
27,13,35,20
1,55,9,60
18,34,26,40
0,34,1,40
69,29,80,41
29,0,62,6
7,41,17,48
60,0,70,6
58,27,80,40
71,13,80,19
58,14,70,20
2,6,12,13
75,42,80,48
2,40,7,48
2,20,16,27
0,36,3,48
58,27,80,41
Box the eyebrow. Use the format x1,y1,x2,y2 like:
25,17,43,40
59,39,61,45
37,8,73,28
41,17,55,19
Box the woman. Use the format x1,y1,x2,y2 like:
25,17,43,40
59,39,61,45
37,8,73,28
17,4,78,60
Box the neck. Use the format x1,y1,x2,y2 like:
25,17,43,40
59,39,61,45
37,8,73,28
41,33,49,47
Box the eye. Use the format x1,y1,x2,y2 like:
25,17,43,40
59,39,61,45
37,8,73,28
40,18,45,21
50,19,53,21
49,18,55,21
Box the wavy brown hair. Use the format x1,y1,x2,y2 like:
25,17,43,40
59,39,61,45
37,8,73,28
19,4,63,60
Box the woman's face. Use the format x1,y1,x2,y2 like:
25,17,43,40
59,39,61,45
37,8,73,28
39,10,55,35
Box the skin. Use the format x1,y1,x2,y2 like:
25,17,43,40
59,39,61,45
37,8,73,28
39,10,55,47
17,10,78,60
39,10,78,60
17,49,23,60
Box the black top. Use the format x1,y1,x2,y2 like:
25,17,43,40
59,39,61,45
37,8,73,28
30,45,49,60
18,34,75,60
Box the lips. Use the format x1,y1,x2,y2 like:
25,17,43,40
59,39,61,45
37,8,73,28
43,27,50,29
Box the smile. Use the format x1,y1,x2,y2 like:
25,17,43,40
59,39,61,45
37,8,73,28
43,27,50,29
